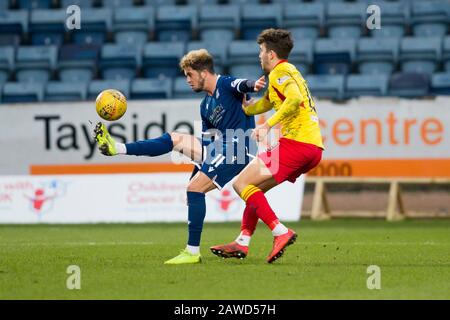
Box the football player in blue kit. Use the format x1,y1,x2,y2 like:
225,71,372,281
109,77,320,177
95,49,266,264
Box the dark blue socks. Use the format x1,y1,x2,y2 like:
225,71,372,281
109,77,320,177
125,132,173,156
187,191,206,247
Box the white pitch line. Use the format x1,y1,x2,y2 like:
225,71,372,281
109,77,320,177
0,241,155,247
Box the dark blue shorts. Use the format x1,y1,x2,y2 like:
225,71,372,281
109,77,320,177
193,140,255,189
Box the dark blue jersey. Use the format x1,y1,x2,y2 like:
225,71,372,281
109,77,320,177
200,75,256,146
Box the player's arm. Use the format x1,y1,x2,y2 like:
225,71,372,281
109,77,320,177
266,78,302,128
242,91,273,115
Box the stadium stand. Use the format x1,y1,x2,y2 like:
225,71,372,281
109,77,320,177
283,2,324,40
57,43,99,82
306,74,345,100
198,5,239,43
88,79,130,100
2,82,45,102
44,80,87,101
357,37,399,75
142,42,185,79
131,78,173,100
0,0,450,103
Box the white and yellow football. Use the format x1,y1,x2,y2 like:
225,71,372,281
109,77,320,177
95,89,127,121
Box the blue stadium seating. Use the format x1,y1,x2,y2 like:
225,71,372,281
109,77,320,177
241,4,282,40
17,0,52,9
400,37,442,75
357,37,399,75
113,7,154,46
314,38,356,75
0,1,9,10
45,81,88,102
284,3,324,40
431,72,450,95
29,9,66,46
443,36,450,72
88,79,130,100
71,8,112,45
143,0,176,5
228,40,261,80
306,75,345,100
100,44,141,81
108,0,135,7
187,0,221,5
346,74,389,98
198,5,239,43
411,0,449,37
2,82,44,103
326,2,365,39
16,45,57,83
61,0,96,8
131,78,173,100
0,47,14,84
0,10,28,46
388,72,430,98
187,41,228,74
368,1,407,38
143,42,185,79
58,44,100,82
155,5,197,42
289,39,313,75
173,76,202,99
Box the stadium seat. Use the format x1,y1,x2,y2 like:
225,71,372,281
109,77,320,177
283,3,324,40
131,78,173,100
443,36,450,72
16,45,58,83
241,4,282,40
0,10,28,46
100,44,141,81
29,9,66,46
357,37,399,75
198,5,239,43
187,0,221,5
58,44,100,82
289,39,313,75
61,0,96,8
369,1,407,38
0,1,9,10
143,0,176,5
430,72,450,95
411,0,449,37
143,42,185,79
326,2,366,39
44,81,88,102
71,8,112,45
346,74,389,98
108,0,135,7
173,77,202,99
88,79,130,100
2,82,44,103
305,74,345,100
155,5,197,42
113,7,154,46
388,72,430,98
314,38,356,75
400,37,442,75
17,0,52,9
228,40,261,80
187,41,228,74
0,47,14,84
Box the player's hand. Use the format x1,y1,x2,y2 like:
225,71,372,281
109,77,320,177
251,122,271,142
242,95,255,114
254,76,266,92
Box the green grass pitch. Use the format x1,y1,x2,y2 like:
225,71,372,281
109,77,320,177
0,219,449,299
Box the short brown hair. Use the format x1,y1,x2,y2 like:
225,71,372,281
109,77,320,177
257,29,294,60
179,49,215,74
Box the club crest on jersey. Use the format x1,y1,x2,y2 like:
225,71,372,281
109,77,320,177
277,76,290,85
